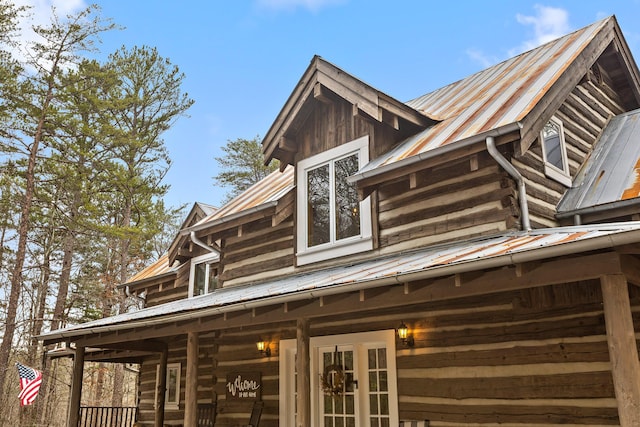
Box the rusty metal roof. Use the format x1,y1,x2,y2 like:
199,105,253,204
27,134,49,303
39,222,640,341
194,165,294,228
558,108,640,215
125,253,176,285
356,18,611,177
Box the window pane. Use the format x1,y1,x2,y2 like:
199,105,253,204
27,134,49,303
167,368,177,402
379,371,388,392
345,394,354,414
370,394,378,414
194,263,206,296
378,348,387,369
344,351,353,370
368,348,377,369
308,165,330,246
380,394,389,415
334,154,360,241
208,266,218,292
543,122,564,171
369,371,378,391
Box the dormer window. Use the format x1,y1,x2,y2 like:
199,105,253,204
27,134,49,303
296,135,372,265
541,118,571,186
189,253,219,297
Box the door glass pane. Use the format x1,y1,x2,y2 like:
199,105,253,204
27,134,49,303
308,165,330,246
368,347,390,425
334,154,360,241
321,348,356,427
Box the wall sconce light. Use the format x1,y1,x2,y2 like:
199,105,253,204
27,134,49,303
256,338,271,357
397,321,414,347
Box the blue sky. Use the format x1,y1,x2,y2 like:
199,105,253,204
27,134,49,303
17,1,640,210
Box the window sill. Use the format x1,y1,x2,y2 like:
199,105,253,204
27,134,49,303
297,236,373,266
544,165,571,187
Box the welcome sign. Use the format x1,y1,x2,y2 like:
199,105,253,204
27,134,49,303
225,372,262,400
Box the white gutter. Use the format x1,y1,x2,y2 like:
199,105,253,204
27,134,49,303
38,226,640,343
189,231,219,254
486,136,532,232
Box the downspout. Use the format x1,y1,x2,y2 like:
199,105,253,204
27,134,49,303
486,136,532,232
190,231,219,254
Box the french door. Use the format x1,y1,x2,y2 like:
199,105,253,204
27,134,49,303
279,330,398,427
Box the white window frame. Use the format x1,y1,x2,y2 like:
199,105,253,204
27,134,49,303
541,117,571,186
188,252,219,297
155,362,181,411
279,330,399,427
296,135,372,265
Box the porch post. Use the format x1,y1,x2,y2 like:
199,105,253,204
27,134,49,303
184,331,199,426
296,318,310,427
155,347,168,427
600,274,640,426
67,345,85,427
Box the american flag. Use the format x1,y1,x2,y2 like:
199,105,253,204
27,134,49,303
16,362,42,406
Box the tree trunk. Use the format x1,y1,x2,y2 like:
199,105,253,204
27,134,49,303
0,88,51,395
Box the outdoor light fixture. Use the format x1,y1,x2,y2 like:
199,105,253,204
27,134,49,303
256,338,271,357
397,321,414,347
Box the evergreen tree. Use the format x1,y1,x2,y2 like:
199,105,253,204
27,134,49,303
213,136,280,202
0,2,116,402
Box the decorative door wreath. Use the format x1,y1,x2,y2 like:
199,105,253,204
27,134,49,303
320,347,347,398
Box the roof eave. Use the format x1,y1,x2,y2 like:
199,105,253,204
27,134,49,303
38,224,640,344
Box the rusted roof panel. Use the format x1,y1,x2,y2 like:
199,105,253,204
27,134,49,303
125,253,175,284
40,222,640,340
359,18,610,174
558,108,640,214
196,165,294,226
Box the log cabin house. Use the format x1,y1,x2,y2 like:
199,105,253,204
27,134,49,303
39,15,640,427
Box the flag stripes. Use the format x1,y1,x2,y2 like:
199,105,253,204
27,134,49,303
16,362,42,406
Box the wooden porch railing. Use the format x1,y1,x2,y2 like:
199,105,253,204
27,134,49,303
78,406,137,427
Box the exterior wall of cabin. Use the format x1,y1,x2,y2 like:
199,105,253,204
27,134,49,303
134,277,640,426
135,264,190,308
376,150,521,254
219,216,295,287
513,69,627,228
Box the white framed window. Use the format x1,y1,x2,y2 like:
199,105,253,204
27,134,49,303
279,330,399,427
189,252,219,297
155,363,181,410
296,135,373,265
541,117,571,186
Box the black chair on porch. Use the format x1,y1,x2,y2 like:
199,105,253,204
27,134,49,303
196,402,217,427
242,401,263,427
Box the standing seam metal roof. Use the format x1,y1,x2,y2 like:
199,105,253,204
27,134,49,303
558,108,640,213
39,222,640,340
358,18,610,174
